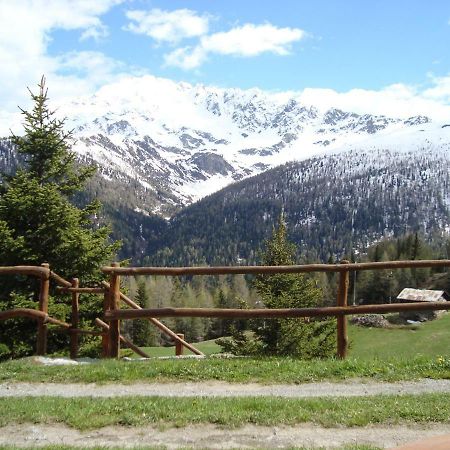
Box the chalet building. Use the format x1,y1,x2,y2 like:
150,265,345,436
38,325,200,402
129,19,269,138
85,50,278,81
396,288,449,321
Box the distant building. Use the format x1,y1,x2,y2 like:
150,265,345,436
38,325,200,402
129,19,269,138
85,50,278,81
396,288,449,321
397,288,450,303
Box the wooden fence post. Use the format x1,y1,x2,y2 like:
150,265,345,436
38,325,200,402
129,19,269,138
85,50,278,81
336,260,349,359
69,278,79,359
36,262,50,356
108,262,121,358
175,333,184,356
102,288,110,358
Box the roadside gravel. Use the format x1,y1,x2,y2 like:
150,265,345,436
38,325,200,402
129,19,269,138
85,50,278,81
1,378,450,398
1,423,449,448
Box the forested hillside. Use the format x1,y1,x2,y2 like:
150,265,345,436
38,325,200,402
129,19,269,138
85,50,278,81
2,136,450,266
147,145,450,265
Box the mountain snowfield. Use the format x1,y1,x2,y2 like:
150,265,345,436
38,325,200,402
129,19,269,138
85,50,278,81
57,75,450,217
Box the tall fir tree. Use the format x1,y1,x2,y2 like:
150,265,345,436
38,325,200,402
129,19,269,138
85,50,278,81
131,281,158,347
252,213,336,357
218,213,336,358
0,77,119,360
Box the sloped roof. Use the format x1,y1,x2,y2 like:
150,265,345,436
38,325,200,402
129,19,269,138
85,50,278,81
397,288,449,302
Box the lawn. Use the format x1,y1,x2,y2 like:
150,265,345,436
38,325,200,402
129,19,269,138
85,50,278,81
0,354,448,384
348,312,450,360
0,313,448,384
131,313,450,359
0,394,448,430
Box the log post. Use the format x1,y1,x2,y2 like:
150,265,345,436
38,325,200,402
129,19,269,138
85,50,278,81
102,288,110,358
36,263,50,355
108,262,121,358
175,333,184,356
69,278,79,359
336,260,350,359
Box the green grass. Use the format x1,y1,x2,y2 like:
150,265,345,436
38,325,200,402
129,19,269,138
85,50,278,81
134,339,221,358
131,313,450,360
1,314,448,384
1,354,449,383
0,394,448,430
349,312,450,360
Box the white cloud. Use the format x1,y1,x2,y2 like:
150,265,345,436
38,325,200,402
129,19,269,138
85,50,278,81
164,23,305,70
125,8,210,43
422,74,450,101
164,46,207,70
80,23,109,42
0,0,127,115
202,23,305,57
297,79,450,121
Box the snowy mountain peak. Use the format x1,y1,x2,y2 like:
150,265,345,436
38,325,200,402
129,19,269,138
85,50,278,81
55,75,449,216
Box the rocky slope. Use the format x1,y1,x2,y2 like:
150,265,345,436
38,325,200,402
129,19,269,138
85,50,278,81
58,75,435,216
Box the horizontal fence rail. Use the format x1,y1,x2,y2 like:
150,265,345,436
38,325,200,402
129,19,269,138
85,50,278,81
3,260,449,360
0,308,70,328
105,302,450,320
0,265,50,277
0,264,106,358
102,259,450,276
101,281,204,357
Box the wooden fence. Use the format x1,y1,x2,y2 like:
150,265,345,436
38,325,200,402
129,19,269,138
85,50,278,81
1,259,450,360
102,259,450,359
0,263,202,358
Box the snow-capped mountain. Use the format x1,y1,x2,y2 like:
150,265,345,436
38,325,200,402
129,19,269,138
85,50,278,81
57,75,447,217
147,141,450,266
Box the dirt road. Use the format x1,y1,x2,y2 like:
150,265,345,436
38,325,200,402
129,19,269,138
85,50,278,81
1,378,450,398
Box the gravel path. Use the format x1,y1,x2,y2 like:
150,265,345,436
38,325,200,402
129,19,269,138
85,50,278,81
1,379,450,398
2,380,450,448
1,423,449,448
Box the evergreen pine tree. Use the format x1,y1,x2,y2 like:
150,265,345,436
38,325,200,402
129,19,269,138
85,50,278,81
0,77,119,359
252,213,335,357
217,213,336,358
131,281,157,347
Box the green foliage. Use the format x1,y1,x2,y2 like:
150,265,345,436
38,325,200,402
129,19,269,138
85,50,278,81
130,281,158,347
208,275,251,339
0,77,119,360
355,233,437,304
215,328,262,356
220,213,336,358
10,78,94,194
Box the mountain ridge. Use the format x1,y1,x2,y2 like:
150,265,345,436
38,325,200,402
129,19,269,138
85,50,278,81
2,75,450,263
57,75,437,216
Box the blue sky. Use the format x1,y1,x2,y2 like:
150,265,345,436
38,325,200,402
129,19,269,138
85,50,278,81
45,0,450,91
1,0,450,130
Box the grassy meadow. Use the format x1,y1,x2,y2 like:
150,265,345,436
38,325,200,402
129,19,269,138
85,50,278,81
125,312,450,359
348,312,450,360
0,315,449,383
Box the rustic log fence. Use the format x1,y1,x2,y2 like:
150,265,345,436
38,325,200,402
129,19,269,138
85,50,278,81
1,259,450,360
0,263,203,358
102,259,450,360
